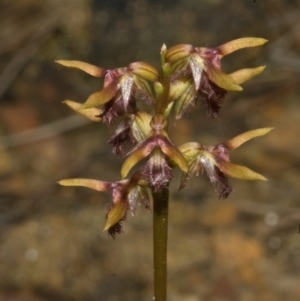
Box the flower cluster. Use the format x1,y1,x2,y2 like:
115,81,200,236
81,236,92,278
57,37,271,237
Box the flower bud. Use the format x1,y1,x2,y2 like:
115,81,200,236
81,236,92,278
169,78,191,102
165,44,194,62
129,62,159,82
132,111,152,141
174,81,196,119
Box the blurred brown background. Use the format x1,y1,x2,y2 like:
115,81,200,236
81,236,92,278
0,0,300,300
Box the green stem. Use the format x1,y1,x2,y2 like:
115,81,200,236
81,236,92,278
155,61,172,116
152,187,169,301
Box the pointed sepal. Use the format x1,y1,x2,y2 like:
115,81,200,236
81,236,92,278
208,67,243,91
121,139,155,178
217,162,267,181
58,178,110,191
63,100,102,122
217,38,268,56
81,83,119,109
230,66,266,85
55,60,106,77
224,127,273,150
158,137,188,174
104,201,128,231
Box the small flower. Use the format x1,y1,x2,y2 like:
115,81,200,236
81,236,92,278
108,116,135,156
56,60,159,125
131,111,152,142
58,173,150,238
121,114,188,191
165,38,267,118
179,127,273,198
107,111,153,156
140,148,174,191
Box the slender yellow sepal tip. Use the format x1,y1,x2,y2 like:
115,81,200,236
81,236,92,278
230,66,266,85
63,100,102,122
219,162,267,181
218,37,268,56
225,127,274,150
58,178,109,191
55,60,105,77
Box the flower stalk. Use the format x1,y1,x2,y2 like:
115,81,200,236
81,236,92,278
152,187,169,301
